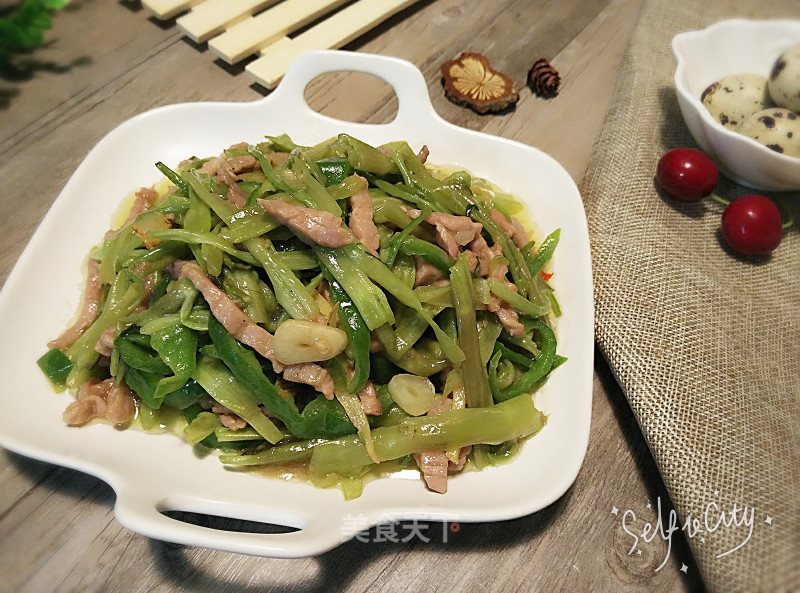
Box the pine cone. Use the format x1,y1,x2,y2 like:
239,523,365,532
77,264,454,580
528,58,560,97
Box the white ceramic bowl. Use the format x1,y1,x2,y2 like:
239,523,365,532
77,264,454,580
673,19,800,191
0,51,594,557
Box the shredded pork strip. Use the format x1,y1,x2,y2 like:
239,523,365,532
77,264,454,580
198,142,250,176
348,180,380,256
176,261,281,367
198,154,225,176
48,259,101,351
408,209,483,260
134,266,158,306
449,445,472,471
211,403,249,431
489,208,529,249
414,450,450,494
267,151,289,167
413,397,456,494
94,325,117,357
470,234,504,278
467,234,525,337
105,382,137,424
215,154,258,210
413,255,448,288
357,381,382,415
104,187,159,242
258,199,354,247
63,394,106,427
63,378,135,426
127,187,158,225
218,162,250,210
219,154,258,176
178,261,339,399
282,363,335,400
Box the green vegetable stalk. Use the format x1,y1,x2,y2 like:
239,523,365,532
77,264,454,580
146,321,198,402
192,356,284,444
327,357,378,464
208,314,357,440
524,228,560,277
489,319,557,402
306,393,545,480
65,269,146,388
450,254,492,408
322,271,371,393
207,313,302,430
315,246,394,330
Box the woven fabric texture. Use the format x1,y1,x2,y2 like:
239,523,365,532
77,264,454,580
581,1,800,591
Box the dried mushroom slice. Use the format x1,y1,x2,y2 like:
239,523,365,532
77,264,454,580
441,52,519,114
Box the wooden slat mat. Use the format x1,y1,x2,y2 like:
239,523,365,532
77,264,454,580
142,0,421,89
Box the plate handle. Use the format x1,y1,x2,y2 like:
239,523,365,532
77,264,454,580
113,486,348,558
269,50,439,128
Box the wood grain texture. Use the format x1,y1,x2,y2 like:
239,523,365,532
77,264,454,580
0,0,707,591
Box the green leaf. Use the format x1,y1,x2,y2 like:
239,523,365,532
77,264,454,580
41,0,70,10
0,0,68,62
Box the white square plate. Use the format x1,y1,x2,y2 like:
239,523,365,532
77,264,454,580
0,51,594,558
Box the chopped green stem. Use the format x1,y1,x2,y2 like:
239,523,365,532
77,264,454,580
315,247,395,330
149,229,259,265
493,319,557,402
398,236,453,272
307,394,545,479
155,162,190,194
220,438,326,466
355,246,464,363
384,206,431,268
65,270,146,387
245,237,319,320
192,356,284,444
488,278,549,318
323,271,371,393
524,228,560,278
450,254,492,407
327,358,378,463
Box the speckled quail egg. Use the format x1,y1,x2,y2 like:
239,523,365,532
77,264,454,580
739,108,800,157
768,43,800,112
701,74,772,131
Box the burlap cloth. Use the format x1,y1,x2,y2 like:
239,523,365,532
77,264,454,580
580,1,800,591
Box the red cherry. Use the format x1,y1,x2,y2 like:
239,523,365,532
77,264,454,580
721,195,782,255
656,148,719,202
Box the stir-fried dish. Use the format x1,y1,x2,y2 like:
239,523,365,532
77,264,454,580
37,133,564,498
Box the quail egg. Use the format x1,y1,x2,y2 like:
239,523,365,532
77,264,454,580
768,43,800,112
739,108,800,157
701,74,772,131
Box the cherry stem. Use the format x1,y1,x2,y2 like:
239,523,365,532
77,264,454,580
779,208,794,230
706,192,730,206
704,190,794,229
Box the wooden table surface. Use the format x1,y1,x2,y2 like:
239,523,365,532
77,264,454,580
0,1,709,591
